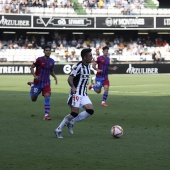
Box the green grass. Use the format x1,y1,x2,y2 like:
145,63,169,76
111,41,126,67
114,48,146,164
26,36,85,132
0,75,170,170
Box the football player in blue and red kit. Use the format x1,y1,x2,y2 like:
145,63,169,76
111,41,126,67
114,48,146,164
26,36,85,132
89,46,118,107
27,45,57,120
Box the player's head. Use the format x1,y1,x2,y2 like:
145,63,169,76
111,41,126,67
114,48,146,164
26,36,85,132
102,46,109,51
43,45,51,51
81,48,92,64
43,45,51,57
102,46,109,56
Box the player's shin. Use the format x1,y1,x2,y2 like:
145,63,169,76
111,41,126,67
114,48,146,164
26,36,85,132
44,97,50,116
57,113,77,131
71,109,94,124
102,91,108,102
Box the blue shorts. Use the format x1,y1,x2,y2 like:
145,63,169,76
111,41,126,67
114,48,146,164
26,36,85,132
30,84,51,97
95,77,110,90
95,77,104,90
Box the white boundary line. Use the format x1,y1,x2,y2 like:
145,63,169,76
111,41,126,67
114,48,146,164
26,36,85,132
109,90,170,94
110,84,168,88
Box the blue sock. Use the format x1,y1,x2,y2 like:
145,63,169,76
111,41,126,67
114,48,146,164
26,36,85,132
93,85,97,92
44,97,50,116
102,91,108,102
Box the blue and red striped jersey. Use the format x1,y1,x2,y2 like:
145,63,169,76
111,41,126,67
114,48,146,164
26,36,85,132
33,56,55,86
95,56,110,78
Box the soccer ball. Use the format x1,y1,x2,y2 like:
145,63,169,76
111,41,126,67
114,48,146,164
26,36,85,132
111,125,123,138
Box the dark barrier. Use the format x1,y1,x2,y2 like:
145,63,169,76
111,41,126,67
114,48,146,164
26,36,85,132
0,15,31,28
0,14,170,30
33,16,95,28
109,64,170,74
96,17,154,28
156,17,170,28
0,64,170,74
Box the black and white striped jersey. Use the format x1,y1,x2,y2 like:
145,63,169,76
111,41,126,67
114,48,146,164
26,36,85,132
70,61,91,96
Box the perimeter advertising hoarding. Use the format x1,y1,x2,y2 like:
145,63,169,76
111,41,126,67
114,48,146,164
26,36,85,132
96,17,154,28
0,15,31,27
33,16,95,28
156,17,170,28
0,15,170,29
0,64,170,74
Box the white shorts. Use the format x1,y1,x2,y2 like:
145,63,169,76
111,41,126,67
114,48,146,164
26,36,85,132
67,94,92,108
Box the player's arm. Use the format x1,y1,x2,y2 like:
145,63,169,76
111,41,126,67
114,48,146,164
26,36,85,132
50,68,57,85
92,61,102,73
30,63,38,80
68,75,76,94
108,66,118,71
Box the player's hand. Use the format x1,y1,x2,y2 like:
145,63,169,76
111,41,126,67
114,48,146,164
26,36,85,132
71,86,76,94
55,79,58,85
34,75,38,80
112,66,118,70
97,69,103,73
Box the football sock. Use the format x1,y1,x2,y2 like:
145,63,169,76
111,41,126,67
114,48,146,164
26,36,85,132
44,97,50,116
30,86,33,99
93,85,97,92
71,111,90,125
102,91,108,102
57,114,74,131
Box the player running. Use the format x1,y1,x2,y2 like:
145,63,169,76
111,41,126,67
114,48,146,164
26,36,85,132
27,45,57,120
89,46,118,107
54,48,94,138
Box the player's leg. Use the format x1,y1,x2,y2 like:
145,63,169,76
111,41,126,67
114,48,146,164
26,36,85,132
42,85,52,120
54,110,79,138
70,104,94,125
101,78,110,106
89,77,103,93
91,76,95,84
27,82,34,86
54,94,80,138
68,96,94,134
30,85,41,101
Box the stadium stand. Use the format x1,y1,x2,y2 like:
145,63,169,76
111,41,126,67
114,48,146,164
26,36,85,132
0,48,60,63
0,35,170,64
0,0,170,64
0,0,169,15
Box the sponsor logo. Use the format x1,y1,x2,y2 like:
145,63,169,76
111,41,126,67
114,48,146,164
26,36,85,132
105,17,145,27
63,64,97,74
164,18,170,25
36,17,92,27
126,64,158,74
0,66,31,74
63,64,76,74
0,16,30,26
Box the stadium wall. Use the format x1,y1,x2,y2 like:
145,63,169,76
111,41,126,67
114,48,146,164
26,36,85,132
0,64,170,75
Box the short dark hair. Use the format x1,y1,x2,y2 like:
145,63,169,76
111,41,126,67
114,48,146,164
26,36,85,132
102,46,109,51
81,48,92,58
43,45,51,51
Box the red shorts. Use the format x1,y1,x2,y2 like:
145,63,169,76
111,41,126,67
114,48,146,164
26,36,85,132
42,85,51,96
103,78,110,87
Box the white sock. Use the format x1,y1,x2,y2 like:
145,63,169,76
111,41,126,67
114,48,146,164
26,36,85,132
71,111,90,125
57,114,74,131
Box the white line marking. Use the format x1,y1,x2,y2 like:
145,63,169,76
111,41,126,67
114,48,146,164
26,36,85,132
110,90,170,94
110,84,168,88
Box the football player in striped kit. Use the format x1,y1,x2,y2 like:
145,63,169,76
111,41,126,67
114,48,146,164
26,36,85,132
54,48,94,138
27,45,57,120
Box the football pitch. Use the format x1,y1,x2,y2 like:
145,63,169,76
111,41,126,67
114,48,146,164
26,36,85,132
0,74,170,170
